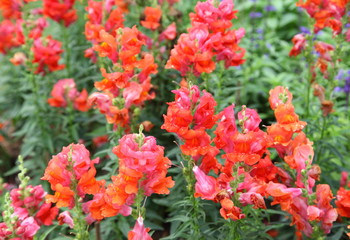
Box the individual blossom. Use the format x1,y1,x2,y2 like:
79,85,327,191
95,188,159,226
141,6,162,30
219,198,245,220
35,203,59,226
268,86,293,110
238,106,261,132
289,34,306,57
159,22,177,41
15,216,40,239
127,216,152,240
213,104,237,153
314,41,334,77
335,187,350,218
92,135,108,148
193,166,219,200
10,52,27,65
58,211,74,228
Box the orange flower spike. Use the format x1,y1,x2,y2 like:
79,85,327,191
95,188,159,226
141,6,162,30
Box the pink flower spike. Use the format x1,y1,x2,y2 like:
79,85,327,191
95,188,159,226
193,166,219,200
128,216,152,240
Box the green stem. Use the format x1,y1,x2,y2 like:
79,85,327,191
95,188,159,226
67,102,79,142
216,61,225,107
22,8,52,153
183,157,202,238
73,196,89,240
303,18,316,122
68,149,89,239
63,26,72,77
320,115,327,140
227,220,241,240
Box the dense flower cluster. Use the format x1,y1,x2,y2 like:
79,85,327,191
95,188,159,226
288,0,350,117
166,0,245,76
162,85,338,239
1,0,349,239
297,0,350,35
0,185,58,239
84,0,125,61
48,78,89,112
32,36,65,74
42,144,104,209
86,133,174,221
88,25,157,131
43,0,77,26
0,0,65,74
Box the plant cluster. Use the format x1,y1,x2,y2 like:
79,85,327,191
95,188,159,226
0,0,349,239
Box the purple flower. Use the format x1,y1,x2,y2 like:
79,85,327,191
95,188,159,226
336,69,345,80
334,70,350,94
334,87,343,92
300,26,311,35
250,12,263,18
256,28,264,34
265,5,276,12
